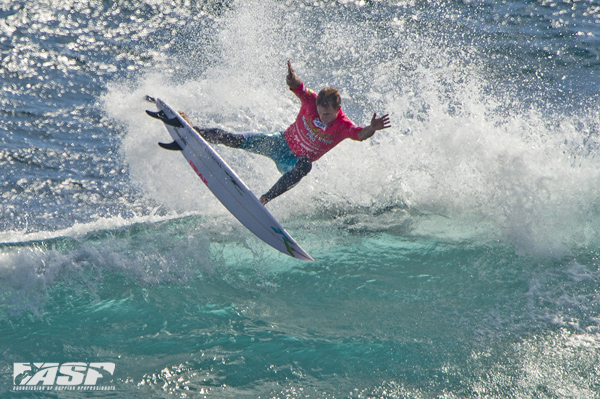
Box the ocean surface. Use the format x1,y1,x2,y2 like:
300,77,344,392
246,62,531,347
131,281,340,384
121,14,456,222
2,0,600,397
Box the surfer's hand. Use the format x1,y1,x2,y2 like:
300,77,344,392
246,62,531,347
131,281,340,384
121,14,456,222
371,113,391,131
260,196,269,206
286,60,301,90
357,113,391,141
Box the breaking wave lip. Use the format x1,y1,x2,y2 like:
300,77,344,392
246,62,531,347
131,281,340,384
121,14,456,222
0,213,215,319
0,213,176,248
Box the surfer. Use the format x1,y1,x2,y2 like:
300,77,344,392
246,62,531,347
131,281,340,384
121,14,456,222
180,60,391,205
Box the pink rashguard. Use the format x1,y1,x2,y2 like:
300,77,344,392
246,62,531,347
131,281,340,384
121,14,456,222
190,83,365,202
284,83,362,162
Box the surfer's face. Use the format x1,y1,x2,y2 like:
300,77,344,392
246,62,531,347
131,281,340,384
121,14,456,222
317,104,339,126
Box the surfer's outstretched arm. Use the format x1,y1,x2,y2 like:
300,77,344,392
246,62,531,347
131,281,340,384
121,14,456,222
260,157,312,205
286,60,301,90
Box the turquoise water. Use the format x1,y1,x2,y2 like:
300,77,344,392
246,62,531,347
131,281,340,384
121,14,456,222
2,0,600,397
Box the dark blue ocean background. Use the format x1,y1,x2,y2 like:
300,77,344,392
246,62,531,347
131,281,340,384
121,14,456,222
2,0,600,397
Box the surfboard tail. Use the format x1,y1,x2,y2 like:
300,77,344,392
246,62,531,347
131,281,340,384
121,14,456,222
145,110,183,128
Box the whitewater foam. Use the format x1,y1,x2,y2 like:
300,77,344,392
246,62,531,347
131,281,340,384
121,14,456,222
100,0,600,260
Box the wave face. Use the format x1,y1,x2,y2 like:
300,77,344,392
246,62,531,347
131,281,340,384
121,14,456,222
2,0,600,397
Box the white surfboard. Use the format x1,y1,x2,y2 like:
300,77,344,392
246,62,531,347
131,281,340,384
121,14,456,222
146,97,313,261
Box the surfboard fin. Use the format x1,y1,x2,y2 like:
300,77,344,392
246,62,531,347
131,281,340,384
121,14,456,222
145,95,156,103
158,141,183,151
145,110,183,128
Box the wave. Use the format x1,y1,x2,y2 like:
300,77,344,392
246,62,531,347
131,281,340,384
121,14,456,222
5,1,600,397
0,214,213,317
100,0,600,259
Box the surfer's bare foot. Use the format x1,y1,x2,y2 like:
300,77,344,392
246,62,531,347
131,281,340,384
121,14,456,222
178,111,192,125
259,196,269,206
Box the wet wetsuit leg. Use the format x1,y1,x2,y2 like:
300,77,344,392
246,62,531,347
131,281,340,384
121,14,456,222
262,157,312,202
193,127,244,148
191,127,310,202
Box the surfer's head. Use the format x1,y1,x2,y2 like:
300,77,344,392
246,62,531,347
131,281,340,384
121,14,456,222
317,87,341,109
316,87,341,125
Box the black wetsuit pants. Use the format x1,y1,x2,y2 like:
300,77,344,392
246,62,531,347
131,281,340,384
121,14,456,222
194,127,312,202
